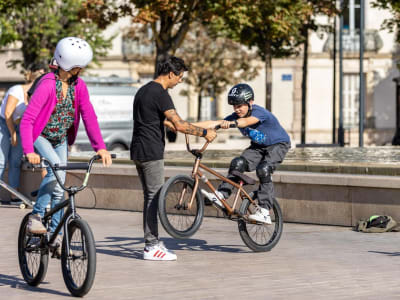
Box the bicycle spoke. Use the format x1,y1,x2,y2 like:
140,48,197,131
67,228,88,288
165,182,197,232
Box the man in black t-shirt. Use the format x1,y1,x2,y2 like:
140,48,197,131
130,56,216,261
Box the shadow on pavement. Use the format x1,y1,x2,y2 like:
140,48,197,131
368,251,400,256
96,236,249,260
0,273,70,297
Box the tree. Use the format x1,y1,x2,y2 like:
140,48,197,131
0,0,113,71
177,23,260,120
298,1,338,144
209,0,315,111
372,0,400,44
81,0,224,77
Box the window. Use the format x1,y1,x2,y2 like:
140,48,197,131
343,73,365,129
343,0,361,34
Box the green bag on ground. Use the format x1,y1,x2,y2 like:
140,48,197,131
355,215,397,233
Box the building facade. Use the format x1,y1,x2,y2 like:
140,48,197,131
0,0,398,146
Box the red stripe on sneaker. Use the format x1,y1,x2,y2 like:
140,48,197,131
157,251,164,258
153,250,160,257
161,253,166,258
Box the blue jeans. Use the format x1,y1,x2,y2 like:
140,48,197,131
0,117,23,189
32,136,67,234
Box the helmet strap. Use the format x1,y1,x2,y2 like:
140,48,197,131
245,103,252,118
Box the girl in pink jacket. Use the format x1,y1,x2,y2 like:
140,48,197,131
20,37,112,256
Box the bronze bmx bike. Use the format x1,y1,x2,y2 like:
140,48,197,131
158,125,283,252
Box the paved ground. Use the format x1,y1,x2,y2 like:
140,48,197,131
1,207,400,300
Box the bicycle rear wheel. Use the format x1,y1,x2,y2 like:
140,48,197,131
18,213,49,286
238,198,283,252
158,175,204,239
61,218,96,297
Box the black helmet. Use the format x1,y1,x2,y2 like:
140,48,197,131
228,83,254,105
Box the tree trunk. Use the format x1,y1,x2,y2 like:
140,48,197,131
153,46,171,78
264,46,273,111
197,89,202,121
301,29,309,144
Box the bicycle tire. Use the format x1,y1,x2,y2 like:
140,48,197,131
238,198,283,252
158,175,204,239
18,213,49,286
61,218,96,297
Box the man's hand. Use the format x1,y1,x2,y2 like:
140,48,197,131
97,149,112,167
164,120,176,132
205,129,217,142
26,152,41,165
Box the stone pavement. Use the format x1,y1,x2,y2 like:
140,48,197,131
1,207,400,300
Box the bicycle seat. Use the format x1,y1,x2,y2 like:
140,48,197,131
231,170,256,185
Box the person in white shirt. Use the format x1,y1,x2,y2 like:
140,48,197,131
0,63,47,204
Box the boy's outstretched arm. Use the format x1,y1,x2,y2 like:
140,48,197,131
230,116,260,128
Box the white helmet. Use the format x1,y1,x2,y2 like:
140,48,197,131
54,37,93,71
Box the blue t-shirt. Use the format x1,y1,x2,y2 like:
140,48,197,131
225,104,290,146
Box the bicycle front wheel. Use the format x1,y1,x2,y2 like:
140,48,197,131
61,218,96,297
238,198,283,252
158,175,204,239
18,213,49,286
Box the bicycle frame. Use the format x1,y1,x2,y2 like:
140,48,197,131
184,134,255,217
26,154,113,256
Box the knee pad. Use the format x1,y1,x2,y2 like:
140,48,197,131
256,162,274,183
228,156,248,174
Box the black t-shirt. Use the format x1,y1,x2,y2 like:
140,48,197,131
130,81,175,161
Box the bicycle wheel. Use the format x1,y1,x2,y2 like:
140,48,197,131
18,213,49,286
238,198,283,252
158,175,204,239
61,218,96,297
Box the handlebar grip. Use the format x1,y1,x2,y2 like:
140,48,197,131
111,154,117,158
54,163,89,170
214,123,237,130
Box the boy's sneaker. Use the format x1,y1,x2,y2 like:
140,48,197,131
248,207,272,224
201,190,224,207
27,214,47,234
143,242,177,261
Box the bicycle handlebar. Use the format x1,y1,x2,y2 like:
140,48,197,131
185,122,237,156
24,154,117,193
214,123,237,130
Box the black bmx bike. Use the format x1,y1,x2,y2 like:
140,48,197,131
17,154,116,297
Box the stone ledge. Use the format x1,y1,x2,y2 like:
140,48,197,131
7,161,400,227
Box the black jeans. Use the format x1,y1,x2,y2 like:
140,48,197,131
219,142,290,209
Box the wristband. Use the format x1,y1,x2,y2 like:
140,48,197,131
202,129,208,137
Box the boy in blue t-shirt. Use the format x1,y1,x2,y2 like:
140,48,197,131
195,83,290,224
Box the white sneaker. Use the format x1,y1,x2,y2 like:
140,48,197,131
143,242,177,261
201,189,224,207
248,207,272,224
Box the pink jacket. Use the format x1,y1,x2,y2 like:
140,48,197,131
20,72,106,154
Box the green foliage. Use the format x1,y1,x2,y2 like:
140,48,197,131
372,0,400,43
0,0,113,71
177,23,260,98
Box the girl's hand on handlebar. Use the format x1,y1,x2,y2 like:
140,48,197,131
205,129,217,142
26,152,41,165
97,149,112,167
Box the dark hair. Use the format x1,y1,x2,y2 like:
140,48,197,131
155,56,188,78
27,61,49,72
